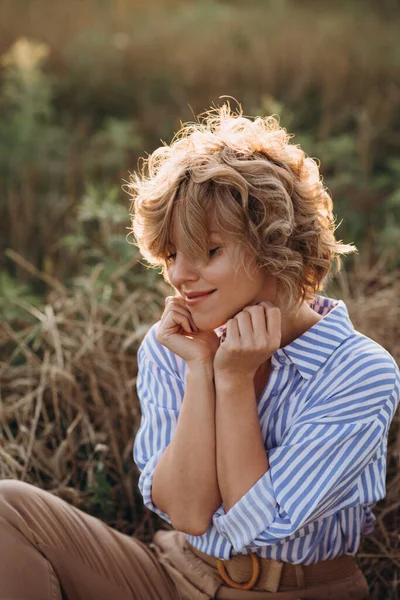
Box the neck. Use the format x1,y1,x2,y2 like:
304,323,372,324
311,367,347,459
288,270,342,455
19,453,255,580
279,300,322,348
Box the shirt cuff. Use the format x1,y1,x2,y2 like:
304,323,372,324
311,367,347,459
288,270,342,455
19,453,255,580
138,449,172,524
212,469,277,552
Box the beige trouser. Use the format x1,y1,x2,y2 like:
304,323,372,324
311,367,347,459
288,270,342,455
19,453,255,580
0,480,370,600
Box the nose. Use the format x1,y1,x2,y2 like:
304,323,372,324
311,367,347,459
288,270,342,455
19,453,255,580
168,252,200,288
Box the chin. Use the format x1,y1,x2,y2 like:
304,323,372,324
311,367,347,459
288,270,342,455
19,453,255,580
193,313,226,332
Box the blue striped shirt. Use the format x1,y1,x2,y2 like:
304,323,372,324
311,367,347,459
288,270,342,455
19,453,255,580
133,295,400,564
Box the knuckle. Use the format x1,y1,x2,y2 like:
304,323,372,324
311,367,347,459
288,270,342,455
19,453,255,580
166,296,182,305
225,342,238,352
260,300,275,308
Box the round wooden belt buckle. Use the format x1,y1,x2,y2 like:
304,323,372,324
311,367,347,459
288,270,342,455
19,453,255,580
216,554,260,590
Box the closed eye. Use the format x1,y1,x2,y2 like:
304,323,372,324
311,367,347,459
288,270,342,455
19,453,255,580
166,247,220,262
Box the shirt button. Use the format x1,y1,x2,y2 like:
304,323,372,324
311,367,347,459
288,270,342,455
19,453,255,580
278,356,285,363
271,391,278,397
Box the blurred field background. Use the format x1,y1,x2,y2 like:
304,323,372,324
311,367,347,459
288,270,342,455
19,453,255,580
0,0,399,597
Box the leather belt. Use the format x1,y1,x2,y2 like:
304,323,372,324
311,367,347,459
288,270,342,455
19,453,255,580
187,542,359,593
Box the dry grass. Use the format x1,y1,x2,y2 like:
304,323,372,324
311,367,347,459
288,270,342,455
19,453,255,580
330,260,400,599
1,256,399,598
0,260,171,537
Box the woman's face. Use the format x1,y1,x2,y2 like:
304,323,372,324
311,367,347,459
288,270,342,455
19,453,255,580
165,217,278,331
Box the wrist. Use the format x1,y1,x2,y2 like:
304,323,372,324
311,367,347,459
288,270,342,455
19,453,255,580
186,360,214,379
214,373,256,406
214,371,254,389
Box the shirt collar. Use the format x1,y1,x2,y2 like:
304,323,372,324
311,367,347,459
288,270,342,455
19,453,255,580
216,295,355,381
274,295,355,379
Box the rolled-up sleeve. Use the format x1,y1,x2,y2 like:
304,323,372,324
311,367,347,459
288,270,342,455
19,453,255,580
133,326,184,524
213,355,399,553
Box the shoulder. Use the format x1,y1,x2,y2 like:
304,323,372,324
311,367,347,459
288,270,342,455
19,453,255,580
138,321,185,379
348,334,400,420
305,331,400,427
322,296,399,386
332,331,399,382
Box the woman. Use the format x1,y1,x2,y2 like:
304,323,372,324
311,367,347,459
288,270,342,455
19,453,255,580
130,103,399,599
0,103,398,600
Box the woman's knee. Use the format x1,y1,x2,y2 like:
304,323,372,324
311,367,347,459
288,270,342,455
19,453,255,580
0,479,36,514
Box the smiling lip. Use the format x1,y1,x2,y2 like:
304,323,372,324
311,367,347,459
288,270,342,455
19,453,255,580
183,290,216,305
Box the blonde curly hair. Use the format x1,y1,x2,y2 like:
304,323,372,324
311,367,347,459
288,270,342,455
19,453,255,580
128,102,356,313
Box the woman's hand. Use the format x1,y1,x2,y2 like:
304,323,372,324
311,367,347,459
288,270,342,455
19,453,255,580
156,296,220,367
213,301,281,380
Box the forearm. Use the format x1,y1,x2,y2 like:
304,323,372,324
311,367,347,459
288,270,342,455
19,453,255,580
215,375,269,512
152,362,221,534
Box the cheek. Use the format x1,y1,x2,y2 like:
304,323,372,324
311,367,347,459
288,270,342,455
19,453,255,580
163,266,176,287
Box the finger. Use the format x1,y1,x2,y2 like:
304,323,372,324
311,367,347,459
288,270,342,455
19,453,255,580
164,301,195,323
257,300,275,310
165,296,191,310
164,309,194,334
164,297,193,315
255,302,281,334
264,306,281,336
168,297,199,330
226,318,240,345
235,311,253,341
243,305,267,338
164,297,198,331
